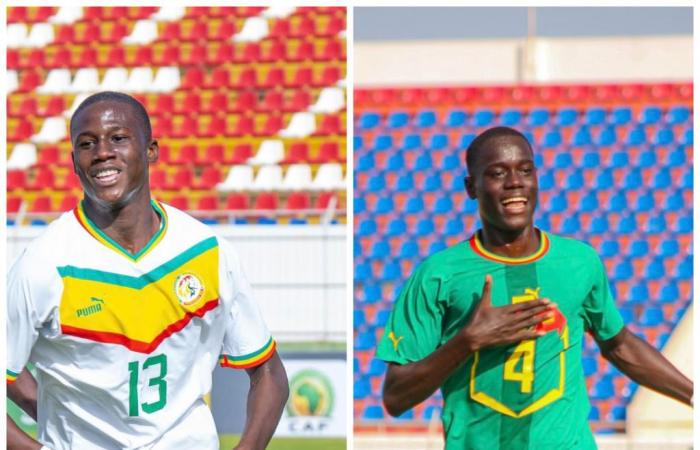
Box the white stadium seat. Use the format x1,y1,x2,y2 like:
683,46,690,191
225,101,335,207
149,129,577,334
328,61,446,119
26,23,55,48
48,6,83,24
7,71,19,94
216,165,254,192
36,69,72,94
124,67,154,93
150,6,185,22
122,20,157,45
99,68,129,92
31,117,68,144
279,112,316,138
281,164,313,191
7,143,38,170
64,93,90,118
263,6,296,18
7,23,28,49
247,140,284,165
151,67,180,92
68,68,99,94
251,165,283,191
310,163,344,191
310,87,345,114
233,17,269,42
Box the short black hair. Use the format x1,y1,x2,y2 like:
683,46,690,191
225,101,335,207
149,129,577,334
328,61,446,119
466,126,532,175
70,91,152,142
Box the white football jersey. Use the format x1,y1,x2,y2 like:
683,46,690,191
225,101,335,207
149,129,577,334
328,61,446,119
7,201,275,450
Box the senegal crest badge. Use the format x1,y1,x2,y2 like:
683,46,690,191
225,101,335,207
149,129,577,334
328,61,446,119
174,273,205,306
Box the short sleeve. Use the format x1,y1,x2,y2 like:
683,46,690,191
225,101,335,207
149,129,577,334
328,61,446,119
217,239,275,370
582,252,625,341
7,248,60,383
376,266,444,365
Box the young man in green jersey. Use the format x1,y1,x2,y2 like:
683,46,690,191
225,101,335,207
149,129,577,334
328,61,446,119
375,126,692,449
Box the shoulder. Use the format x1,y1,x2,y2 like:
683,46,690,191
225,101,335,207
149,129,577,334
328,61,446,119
11,211,76,272
545,231,600,263
411,241,472,281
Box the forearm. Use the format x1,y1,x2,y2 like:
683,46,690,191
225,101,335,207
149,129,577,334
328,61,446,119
601,328,692,405
235,353,289,450
8,369,38,421
383,332,474,416
7,415,42,450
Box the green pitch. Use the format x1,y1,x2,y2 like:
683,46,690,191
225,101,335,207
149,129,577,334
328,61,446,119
220,435,345,449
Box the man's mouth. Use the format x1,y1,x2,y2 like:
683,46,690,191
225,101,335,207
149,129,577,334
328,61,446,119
501,196,528,213
93,168,121,186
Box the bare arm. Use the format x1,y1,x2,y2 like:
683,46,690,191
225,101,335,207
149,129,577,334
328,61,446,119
598,326,692,406
234,351,289,450
7,369,41,449
383,275,554,416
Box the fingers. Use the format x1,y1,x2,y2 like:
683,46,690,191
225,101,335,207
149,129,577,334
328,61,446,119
503,298,553,314
479,274,493,306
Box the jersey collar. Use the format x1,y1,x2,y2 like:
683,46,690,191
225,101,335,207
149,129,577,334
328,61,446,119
469,229,549,265
74,199,168,262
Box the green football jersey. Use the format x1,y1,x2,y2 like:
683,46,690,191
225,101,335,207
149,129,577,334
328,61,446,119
376,230,624,450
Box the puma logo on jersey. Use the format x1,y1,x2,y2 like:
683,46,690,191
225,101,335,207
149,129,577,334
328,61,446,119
388,331,404,351
512,287,540,304
76,297,104,318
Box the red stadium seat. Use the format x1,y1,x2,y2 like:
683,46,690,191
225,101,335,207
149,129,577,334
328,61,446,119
256,114,283,137
21,49,45,70
201,116,227,138
315,115,343,136
152,117,173,138
54,25,75,45
286,67,313,88
194,167,222,189
39,97,66,117
236,42,261,64
55,172,81,191
259,68,285,90
7,49,19,69
34,146,59,167
229,143,253,164
200,144,225,165
8,7,28,23
284,89,312,112
176,92,202,115
317,66,342,87
181,20,208,42
59,194,80,212
76,23,100,45
289,16,314,38
202,92,229,114
205,67,232,89
182,67,205,90
230,116,254,137
286,40,314,63
316,192,339,209
154,45,180,66
317,39,344,61
225,193,249,210
208,42,234,65
282,142,310,164
287,192,311,210
7,171,27,191
103,22,128,43
17,97,38,117
254,193,279,210
8,119,34,142
270,19,290,38
132,46,154,66
259,90,284,112
153,95,175,117
209,21,235,41
77,47,98,67
232,67,258,89
30,195,52,213
150,169,168,190
7,196,23,214
314,141,342,163
103,47,126,67
229,91,256,113
181,44,208,66
159,22,181,42
165,168,194,190
173,145,198,165
318,16,345,37
196,195,219,211
261,40,285,63
168,195,190,211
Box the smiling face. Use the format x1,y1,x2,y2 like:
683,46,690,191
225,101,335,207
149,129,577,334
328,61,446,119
465,134,538,234
71,100,158,210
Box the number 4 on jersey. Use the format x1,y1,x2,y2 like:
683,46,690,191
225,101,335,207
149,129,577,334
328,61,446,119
128,354,167,416
504,340,535,393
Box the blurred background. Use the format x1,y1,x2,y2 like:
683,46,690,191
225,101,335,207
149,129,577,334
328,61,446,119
353,7,692,450
6,5,347,449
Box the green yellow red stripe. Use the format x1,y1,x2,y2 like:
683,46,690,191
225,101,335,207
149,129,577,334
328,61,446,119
470,230,549,265
74,199,168,262
220,337,276,369
7,369,19,383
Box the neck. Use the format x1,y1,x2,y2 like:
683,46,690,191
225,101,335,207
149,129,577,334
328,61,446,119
82,193,160,256
478,225,540,258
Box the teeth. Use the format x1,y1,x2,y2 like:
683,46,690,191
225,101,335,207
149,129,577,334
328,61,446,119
502,197,527,205
95,169,119,178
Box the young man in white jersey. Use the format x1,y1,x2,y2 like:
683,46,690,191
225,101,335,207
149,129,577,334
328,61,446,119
7,91,289,450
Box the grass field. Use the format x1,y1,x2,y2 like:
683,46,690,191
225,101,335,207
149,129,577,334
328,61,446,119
220,435,345,449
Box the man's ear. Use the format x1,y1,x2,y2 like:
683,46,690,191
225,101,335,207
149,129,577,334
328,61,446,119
147,140,159,163
465,176,477,199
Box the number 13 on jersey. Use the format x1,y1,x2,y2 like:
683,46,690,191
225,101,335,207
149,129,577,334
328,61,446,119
128,354,168,416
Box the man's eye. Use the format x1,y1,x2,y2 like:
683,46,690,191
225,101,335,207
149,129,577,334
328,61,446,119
79,141,94,148
113,135,127,142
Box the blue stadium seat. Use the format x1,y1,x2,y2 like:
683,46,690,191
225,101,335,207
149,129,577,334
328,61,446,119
354,241,361,258
353,357,360,374
676,255,692,279
375,196,394,214
582,356,597,376
585,107,606,125
635,192,654,212
375,309,392,327
373,134,393,151
549,195,567,213
561,216,580,234
359,112,380,129
415,218,435,236
387,111,409,129
445,110,467,128
659,239,680,257
534,214,550,230
366,359,387,377
354,310,366,328
396,173,415,192
579,192,599,213
355,331,377,351
608,406,626,422
640,106,662,125
595,169,614,189
380,261,402,281
423,405,441,421
681,169,692,189
355,263,373,283
354,136,364,150
610,151,628,168
557,108,578,126
626,127,647,146
667,106,690,125
645,258,665,280
362,405,384,420
434,196,453,214
597,126,617,146
572,127,592,146
500,109,522,126
399,241,419,258
357,153,375,172
659,282,679,303
539,172,555,190
611,107,632,125
609,191,627,212
354,378,371,400
616,215,637,234
462,198,478,214
386,218,407,236
423,173,442,191
622,169,642,189
614,261,633,280
652,168,671,189
654,128,674,146
416,110,437,128
664,190,684,210
442,154,461,171
534,153,544,167
637,150,656,167
363,284,382,303
413,152,432,171
370,241,391,258
430,134,449,150
629,240,649,258
681,128,693,146
429,240,447,254
528,108,550,126
554,152,573,169
628,282,649,305
367,173,386,192
405,196,425,214
667,146,686,167
645,216,666,234
523,131,535,146
258,218,278,225
541,130,562,148
357,219,377,236
588,406,600,421
395,409,415,421
387,153,405,171
402,133,423,150
639,307,664,327
590,376,615,400
618,306,634,324
599,240,619,257
473,109,495,127
443,218,463,236
449,175,465,192
565,171,584,189
460,133,476,149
